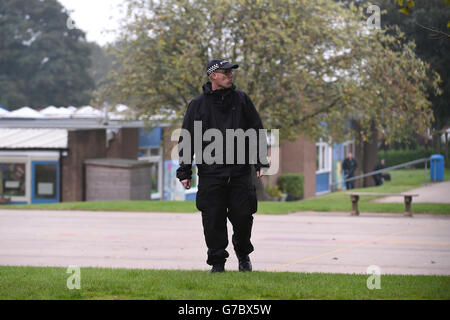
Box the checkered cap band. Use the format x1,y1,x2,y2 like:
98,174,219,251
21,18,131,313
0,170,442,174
207,63,220,75
206,59,236,75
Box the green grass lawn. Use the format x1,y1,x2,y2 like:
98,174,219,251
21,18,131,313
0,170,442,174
5,169,450,214
7,199,199,213
0,266,448,300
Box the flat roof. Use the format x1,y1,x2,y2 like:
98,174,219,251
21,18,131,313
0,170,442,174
0,129,68,149
0,118,169,129
84,158,153,168
0,105,174,129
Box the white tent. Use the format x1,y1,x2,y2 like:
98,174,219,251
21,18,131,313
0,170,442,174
72,106,103,118
40,106,76,118
4,107,44,118
0,104,149,122
0,108,9,117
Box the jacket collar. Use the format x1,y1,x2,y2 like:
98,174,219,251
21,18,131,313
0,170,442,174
202,81,236,96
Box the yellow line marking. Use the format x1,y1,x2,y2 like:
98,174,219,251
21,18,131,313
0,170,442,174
265,226,427,272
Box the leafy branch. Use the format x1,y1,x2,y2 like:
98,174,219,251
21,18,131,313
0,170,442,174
394,0,450,38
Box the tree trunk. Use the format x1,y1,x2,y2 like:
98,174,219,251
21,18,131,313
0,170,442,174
362,121,378,188
362,139,378,187
445,131,449,169
353,121,363,189
432,131,441,155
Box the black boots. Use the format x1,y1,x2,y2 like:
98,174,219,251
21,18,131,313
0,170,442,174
209,263,225,273
238,255,252,272
208,255,252,273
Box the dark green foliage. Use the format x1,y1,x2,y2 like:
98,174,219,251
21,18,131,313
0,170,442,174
277,173,304,200
0,0,95,109
360,0,450,132
87,42,116,90
378,147,448,168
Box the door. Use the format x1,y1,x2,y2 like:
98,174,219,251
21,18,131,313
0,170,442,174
31,161,59,204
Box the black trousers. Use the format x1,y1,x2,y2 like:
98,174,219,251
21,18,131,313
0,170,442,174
345,174,355,189
373,174,383,186
196,174,257,266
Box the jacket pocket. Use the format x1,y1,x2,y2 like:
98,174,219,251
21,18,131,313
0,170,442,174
249,185,257,214
195,186,207,212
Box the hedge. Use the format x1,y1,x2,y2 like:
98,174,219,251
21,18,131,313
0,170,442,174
377,147,446,168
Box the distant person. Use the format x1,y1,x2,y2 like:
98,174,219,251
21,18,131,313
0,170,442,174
373,159,386,186
342,152,357,189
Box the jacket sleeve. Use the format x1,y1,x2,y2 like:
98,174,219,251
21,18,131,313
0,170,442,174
242,93,270,172
176,100,196,181
342,160,348,172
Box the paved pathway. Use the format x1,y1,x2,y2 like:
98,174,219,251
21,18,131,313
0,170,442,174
375,180,450,203
0,209,449,275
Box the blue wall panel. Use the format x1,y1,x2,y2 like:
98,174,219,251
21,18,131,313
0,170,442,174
185,192,197,201
139,127,162,148
316,172,330,194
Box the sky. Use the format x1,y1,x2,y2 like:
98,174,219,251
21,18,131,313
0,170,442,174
57,0,127,46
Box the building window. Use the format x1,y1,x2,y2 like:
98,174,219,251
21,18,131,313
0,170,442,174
316,140,331,173
139,147,163,199
34,164,57,199
139,147,161,158
344,141,355,158
0,163,26,196
150,162,159,195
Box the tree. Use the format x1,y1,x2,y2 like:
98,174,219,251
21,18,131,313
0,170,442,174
87,42,117,89
101,0,439,187
389,0,450,166
357,0,450,166
0,0,95,109
392,0,450,37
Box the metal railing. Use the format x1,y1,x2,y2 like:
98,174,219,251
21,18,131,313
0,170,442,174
332,157,430,190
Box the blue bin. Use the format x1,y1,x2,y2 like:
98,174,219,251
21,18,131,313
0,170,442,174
430,154,444,181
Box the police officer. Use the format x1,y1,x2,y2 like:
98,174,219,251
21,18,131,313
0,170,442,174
342,152,358,190
176,58,269,273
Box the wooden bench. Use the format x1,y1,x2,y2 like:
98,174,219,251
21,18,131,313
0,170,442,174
346,192,419,217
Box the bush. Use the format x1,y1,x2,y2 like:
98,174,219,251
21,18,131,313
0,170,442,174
265,185,282,199
277,173,304,200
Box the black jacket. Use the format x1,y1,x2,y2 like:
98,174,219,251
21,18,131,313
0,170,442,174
342,158,357,176
176,82,269,181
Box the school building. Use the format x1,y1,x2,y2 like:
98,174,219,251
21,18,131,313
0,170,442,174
0,105,353,204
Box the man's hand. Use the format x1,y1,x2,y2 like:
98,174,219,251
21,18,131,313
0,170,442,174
181,179,191,189
256,170,263,179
